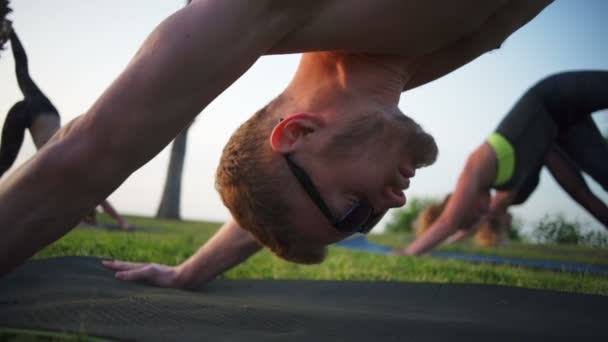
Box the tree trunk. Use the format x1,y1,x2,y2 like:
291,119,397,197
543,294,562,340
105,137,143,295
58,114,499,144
156,0,192,220
156,124,190,219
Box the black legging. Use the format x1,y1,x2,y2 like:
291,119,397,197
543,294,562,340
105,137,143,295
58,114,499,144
537,71,608,192
0,29,60,177
501,71,608,204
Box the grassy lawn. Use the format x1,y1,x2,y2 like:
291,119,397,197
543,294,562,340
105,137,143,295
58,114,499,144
31,215,608,296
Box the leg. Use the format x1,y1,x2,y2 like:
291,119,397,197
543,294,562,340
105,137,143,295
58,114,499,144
533,70,608,126
557,117,608,192
510,171,540,205
545,146,608,228
10,29,59,112
28,113,60,149
0,101,28,178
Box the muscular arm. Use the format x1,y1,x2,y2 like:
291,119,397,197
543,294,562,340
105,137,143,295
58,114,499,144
0,1,316,276
405,144,497,255
103,219,262,288
546,147,608,228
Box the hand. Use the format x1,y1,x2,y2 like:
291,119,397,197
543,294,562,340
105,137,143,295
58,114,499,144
392,248,414,256
119,223,136,231
102,260,185,288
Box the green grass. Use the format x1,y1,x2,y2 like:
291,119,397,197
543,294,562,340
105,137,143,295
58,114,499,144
370,232,608,266
33,215,608,296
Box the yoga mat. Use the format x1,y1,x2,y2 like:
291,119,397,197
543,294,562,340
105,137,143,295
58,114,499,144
334,234,394,254
334,235,608,275
1,257,607,341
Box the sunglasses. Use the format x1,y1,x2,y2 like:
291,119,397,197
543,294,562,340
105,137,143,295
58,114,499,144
284,154,382,234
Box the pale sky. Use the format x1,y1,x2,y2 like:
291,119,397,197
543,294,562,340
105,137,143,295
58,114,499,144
1,1,607,233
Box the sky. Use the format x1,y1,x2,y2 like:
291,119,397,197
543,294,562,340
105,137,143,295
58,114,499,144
1,1,607,233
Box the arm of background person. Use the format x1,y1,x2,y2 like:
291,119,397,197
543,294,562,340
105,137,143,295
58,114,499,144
545,146,608,228
443,227,478,245
403,0,553,91
99,200,132,230
403,144,497,256
102,219,262,289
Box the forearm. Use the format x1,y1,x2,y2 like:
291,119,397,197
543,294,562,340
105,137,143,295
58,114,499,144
444,228,475,245
99,200,127,226
407,145,497,255
0,120,112,275
406,220,457,255
176,219,261,288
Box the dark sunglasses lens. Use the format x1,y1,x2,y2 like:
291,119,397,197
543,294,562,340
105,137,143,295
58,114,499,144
336,202,373,233
359,211,384,234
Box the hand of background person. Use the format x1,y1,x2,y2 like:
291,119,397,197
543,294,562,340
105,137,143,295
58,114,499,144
118,222,137,231
102,260,185,288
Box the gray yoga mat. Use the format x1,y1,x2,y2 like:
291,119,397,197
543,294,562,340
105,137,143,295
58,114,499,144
0,256,607,341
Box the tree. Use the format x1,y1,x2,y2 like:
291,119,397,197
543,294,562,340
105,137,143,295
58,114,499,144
156,121,192,219
156,0,192,220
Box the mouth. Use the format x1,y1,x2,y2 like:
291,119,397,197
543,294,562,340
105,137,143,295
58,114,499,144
389,187,407,207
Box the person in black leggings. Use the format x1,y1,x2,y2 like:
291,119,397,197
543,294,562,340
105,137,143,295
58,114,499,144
403,70,608,255
0,29,60,177
0,29,134,230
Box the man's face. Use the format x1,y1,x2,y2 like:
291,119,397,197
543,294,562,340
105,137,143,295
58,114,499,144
283,112,437,246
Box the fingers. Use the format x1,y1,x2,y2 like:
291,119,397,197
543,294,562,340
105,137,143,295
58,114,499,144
114,265,157,282
101,260,178,287
101,259,145,271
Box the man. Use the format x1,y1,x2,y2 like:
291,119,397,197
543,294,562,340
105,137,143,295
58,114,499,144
0,0,552,277
402,70,608,256
1,30,134,230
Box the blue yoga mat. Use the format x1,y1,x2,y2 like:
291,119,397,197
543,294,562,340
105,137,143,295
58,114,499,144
334,235,608,275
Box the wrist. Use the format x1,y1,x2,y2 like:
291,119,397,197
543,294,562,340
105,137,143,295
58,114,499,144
174,259,217,289
173,263,195,288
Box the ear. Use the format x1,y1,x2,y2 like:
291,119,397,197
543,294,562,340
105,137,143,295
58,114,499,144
269,113,325,153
